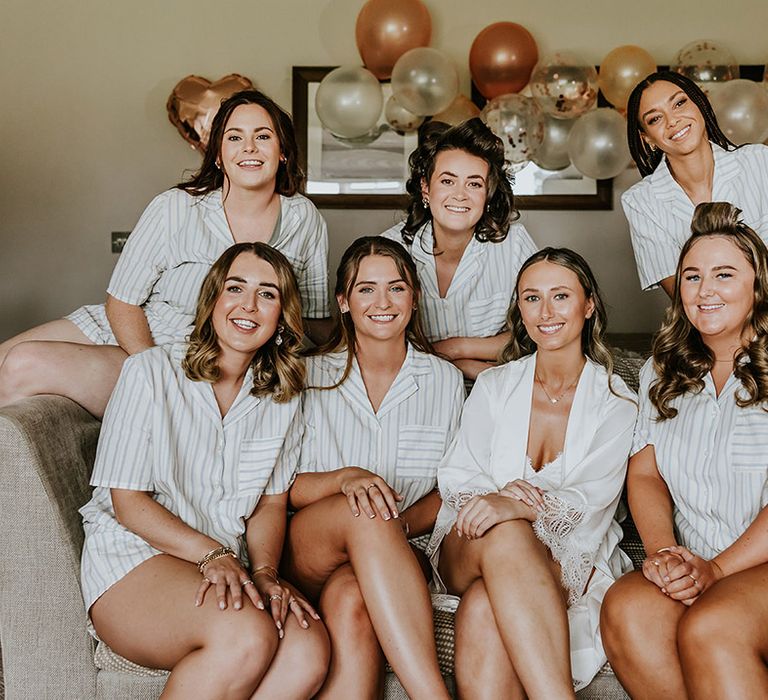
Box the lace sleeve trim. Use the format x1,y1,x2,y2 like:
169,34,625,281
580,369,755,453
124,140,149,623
444,488,493,512
532,492,598,607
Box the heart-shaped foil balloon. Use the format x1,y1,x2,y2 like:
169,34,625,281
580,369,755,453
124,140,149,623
167,74,255,152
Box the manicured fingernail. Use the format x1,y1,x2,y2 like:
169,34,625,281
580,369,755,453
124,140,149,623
302,621,309,628
383,514,390,520
219,602,226,610
663,576,669,582
235,602,241,610
195,600,201,607
354,511,359,517
279,629,284,639
369,514,375,519
393,512,399,518
257,602,264,609
277,621,282,629
661,588,667,594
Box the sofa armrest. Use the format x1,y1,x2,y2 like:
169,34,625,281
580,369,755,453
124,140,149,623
0,396,101,699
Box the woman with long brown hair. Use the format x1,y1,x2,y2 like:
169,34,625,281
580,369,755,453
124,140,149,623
0,89,330,417
283,236,463,699
80,242,328,700
602,202,768,699
428,248,637,697
623,71,768,296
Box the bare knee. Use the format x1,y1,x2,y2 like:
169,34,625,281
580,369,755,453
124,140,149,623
678,598,730,661
320,572,374,641
478,519,540,563
455,579,493,637
206,610,279,681
0,342,41,396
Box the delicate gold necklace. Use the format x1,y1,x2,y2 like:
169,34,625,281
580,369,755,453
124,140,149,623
535,373,580,404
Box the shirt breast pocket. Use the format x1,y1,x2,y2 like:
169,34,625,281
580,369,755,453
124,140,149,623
732,409,768,472
467,292,510,337
396,425,447,481
238,436,284,495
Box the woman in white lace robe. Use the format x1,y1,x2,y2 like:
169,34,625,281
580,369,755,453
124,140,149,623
427,248,637,696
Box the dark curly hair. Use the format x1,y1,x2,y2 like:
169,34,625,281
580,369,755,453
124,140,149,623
626,71,735,178
650,202,768,419
177,89,305,197
398,118,519,247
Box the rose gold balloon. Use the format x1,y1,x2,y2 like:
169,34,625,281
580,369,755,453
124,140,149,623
469,22,539,99
598,45,657,110
167,74,254,152
355,0,432,80
431,95,481,125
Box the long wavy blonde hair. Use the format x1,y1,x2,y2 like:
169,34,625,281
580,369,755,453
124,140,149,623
650,202,768,419
308,236,434,389
183,242,305,402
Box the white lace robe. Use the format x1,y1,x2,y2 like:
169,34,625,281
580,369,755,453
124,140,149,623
428,353,637,689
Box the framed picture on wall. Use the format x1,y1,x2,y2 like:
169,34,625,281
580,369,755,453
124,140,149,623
292,66,417,209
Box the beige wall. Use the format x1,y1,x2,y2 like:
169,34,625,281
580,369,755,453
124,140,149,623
1,0,766,340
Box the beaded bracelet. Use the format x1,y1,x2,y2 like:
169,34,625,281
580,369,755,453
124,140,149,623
197,546,237,574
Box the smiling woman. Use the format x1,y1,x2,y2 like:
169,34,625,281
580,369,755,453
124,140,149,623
0,89,330,418
601,203,768,699
381,118,538,381
622,71,768,297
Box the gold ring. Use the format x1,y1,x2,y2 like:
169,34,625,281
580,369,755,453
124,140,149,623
269,593,283,602
242,580,255,587
202,577,211,584
688,574,697,584
367,483,377,491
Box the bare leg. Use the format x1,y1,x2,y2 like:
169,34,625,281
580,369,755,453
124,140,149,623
678,563,768,700
283,493,449,700
440,520,574,700
315,563,384,700
454,579,525,700
0,319,126,417
91,554,327,700
600,571,688,700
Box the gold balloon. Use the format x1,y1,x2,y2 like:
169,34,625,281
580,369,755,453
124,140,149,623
167,74,254,153
598,45,657,109
672,40,738,89
431,95,481,125
355,0,431,80
469,22,539,99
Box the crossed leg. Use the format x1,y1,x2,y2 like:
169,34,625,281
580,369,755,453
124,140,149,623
677,562,768,699
0,319,127,417
282,493,449,700
91,554,329,700
439,519,575,700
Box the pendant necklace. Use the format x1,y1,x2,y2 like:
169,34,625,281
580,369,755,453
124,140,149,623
535,373,580,404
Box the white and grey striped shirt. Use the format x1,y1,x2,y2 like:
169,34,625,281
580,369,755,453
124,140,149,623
380,221,538,342
79,343,302,613
633,359,768,559
68,188,329,345
622,143,768,290
299,346,465,511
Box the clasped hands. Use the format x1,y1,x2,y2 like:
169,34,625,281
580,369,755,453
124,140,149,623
195,555,319,637
642,545,724,605
455,479,546,539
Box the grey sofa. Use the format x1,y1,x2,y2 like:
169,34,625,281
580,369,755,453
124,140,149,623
0,389,640,699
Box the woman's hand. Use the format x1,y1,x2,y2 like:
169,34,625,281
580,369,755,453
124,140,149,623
253,573,321,638
338,467,403,520
455,493,535,539
195,554,261,612
641,548,685,590
661,545,725,605
500,479,546,511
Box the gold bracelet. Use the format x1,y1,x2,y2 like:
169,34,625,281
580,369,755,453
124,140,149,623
252,564,280,582
197,546,236,574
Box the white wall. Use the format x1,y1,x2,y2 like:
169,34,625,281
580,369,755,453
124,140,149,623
1,0,766,339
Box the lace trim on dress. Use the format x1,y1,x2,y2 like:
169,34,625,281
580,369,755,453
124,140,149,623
425,488,493,559
444,488,493,512
532,492,596,606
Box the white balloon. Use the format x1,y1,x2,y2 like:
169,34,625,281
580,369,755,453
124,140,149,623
710,79,768,145
315,65,383,138
391,47,459,117
481,93,545,173
533,115,574,171
384,95,425,133
567,108,631,180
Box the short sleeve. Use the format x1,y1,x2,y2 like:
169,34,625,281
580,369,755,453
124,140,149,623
621,190,679,291
296,391,317,474
296,203,330,318
509,222,538,266
632,359,658,455
91,354,154,490
263,399,304,495
107,191,173,305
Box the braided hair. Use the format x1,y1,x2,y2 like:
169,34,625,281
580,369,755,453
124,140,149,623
626,71,736,177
